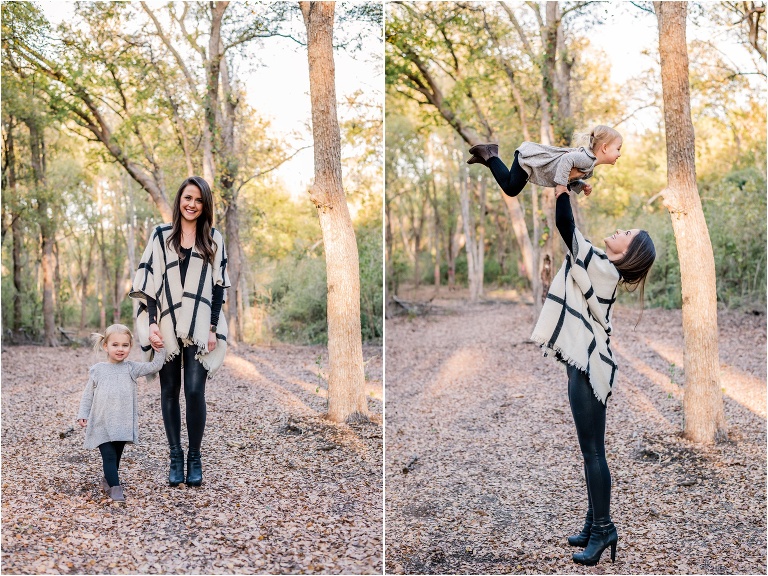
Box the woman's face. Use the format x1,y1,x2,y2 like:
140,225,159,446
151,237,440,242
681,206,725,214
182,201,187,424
179,184,204,223
604,228,641,262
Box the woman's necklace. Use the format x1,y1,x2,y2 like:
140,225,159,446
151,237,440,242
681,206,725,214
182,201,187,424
181,230,195,249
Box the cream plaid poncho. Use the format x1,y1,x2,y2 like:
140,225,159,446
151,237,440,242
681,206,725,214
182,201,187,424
130,224,231,379
531,227,621,404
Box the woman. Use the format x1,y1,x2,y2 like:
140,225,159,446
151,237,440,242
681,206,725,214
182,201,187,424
130,176,230,487
530,188,656,566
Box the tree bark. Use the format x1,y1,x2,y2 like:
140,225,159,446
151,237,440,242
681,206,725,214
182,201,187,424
655,1,727,444
300,1,368,423
26,119,58,346
79,235,96,331
12,211,23,331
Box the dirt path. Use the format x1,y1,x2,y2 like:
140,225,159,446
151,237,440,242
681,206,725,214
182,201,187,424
385,298,766,574
1,343,382,575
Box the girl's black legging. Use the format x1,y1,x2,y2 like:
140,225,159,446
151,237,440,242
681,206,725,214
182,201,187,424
567,365,611,524
159,342,208,451
487,152,529,198
98,441,127,487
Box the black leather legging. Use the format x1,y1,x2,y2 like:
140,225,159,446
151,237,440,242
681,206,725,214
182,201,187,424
98,441,127,487
567,365,612,524
487,152,529,198
159,342,208,451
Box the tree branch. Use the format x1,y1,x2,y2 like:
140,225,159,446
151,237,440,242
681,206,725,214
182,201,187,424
235,145,314,194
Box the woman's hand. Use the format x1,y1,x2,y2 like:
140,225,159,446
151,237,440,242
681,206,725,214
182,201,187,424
149,323,164,350
555,184,570,198
208,330,217,352
568,167,586,180
77,419,87,428
583,184,593,196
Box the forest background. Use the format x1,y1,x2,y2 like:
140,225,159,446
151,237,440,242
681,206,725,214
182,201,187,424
1,1,383,347
385,1,766,311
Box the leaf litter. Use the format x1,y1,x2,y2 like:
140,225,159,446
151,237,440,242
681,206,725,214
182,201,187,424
1,342,382,574
385,299,766,575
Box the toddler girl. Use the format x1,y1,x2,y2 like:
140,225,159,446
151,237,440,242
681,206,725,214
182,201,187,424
77,324,166,502
467,125,623,197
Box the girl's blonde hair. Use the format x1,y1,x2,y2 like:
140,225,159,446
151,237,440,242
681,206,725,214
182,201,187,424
91,324,134,352
573,125,622,150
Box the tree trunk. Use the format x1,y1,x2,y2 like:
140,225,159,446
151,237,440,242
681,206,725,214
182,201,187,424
113,224,122,324
300,0,368,423
460,162,483,302
80,236,96,331
6,123,23,331
26,120,58,346
223,201,243,342
12,212,23,331
655,1,727,444
125,175,139,325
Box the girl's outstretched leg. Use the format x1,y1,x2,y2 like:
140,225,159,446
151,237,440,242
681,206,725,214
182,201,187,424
487,151,529,198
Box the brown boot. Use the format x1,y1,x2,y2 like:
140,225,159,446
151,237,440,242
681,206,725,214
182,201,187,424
107,485,125,502
100,477,109,492
467,143,499,166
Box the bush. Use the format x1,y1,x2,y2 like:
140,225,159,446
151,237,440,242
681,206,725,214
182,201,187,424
268,223,384,345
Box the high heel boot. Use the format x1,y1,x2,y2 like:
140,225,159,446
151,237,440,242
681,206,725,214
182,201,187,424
467,143,499,166
168,445,185,487
572,521,618,566
567,509,593,547
186,450,202,486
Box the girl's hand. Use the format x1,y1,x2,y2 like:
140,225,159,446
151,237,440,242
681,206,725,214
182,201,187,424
208,330,217,352
583,184,593,196
77,419,87,428
555,184,569,198
149,323,163,350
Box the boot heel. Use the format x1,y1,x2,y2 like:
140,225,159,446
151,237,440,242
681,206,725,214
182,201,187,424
611,542,617,562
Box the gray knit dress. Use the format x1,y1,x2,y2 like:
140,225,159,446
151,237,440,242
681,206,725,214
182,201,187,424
77,349,167,449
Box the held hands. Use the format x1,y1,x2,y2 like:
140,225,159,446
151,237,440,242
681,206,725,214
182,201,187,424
555,184,570,198
77,419,87,428
149,323,164,351
208,330,217,352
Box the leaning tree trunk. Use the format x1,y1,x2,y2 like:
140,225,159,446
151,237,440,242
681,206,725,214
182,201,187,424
655,1,727,444
300,0,368,423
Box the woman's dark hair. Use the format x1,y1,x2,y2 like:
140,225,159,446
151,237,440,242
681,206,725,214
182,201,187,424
613,230,656,326
167,176,217,266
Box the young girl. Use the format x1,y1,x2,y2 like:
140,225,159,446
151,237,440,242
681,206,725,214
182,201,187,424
77,324,166,502
467,125,623,197
530,187,655,565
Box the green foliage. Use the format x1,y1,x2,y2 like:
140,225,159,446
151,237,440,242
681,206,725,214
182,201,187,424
268,256,329,345
357,221,384,342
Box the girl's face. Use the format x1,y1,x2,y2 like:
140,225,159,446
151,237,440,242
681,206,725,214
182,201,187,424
179,185,204,223
604,228,640,262
599,137,622,165
105,333,131,363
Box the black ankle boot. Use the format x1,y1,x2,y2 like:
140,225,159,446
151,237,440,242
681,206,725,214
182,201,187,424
567,509,593,547
467,143,499,166
186,450,202,486
572,521,618,566
168,445,184,486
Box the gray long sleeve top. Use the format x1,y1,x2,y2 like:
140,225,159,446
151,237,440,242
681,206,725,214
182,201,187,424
515,142,598,187
77,348,166,449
